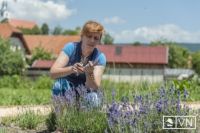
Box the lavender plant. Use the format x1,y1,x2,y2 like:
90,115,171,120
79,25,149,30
106,85,197,133
50,84,107,132
48,82,199,133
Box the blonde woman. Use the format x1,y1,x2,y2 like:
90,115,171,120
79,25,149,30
50,20,106,109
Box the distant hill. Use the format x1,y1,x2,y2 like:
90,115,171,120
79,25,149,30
115,42,200,52
175,43,200,52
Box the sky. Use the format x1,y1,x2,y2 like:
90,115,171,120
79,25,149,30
1,0,200,43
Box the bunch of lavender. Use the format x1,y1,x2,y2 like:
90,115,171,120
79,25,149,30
106,85,194,133
52,84,93,115
51,84,106,132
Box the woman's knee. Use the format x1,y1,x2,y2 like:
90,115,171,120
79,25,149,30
52,78,71,96
85,92,102,108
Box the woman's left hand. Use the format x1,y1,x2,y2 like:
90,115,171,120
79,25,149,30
84,61,94,74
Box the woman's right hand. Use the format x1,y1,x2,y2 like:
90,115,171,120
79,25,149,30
72,63,84,74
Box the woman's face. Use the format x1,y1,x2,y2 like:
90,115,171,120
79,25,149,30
81,32,101,51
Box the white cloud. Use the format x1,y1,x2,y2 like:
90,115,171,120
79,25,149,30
0,0,76,26
110,24,200,43
103,16,126,24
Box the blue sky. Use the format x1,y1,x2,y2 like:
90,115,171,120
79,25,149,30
1,0,200,43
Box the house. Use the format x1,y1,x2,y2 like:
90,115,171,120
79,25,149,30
29,43,168,83
97,45,168,82
23,35,81,78
23,35,81,56
0,23,30,55
7,18,37,29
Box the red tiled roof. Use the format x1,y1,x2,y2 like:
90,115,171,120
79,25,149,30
8,19,37,29
32,60,55,69
97,45,168,64
0,23,22,38
24,35,81,55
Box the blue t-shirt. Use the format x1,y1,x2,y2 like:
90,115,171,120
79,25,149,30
61,42,106,87
62,42,106,66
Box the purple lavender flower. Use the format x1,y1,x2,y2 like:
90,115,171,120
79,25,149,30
184,88,189,99
169,85,175,95
112,88,116,103
160,86,166,97
155,100,162,112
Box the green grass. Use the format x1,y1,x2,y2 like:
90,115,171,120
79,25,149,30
56,108,108,133
0,88,51,105
0,78,199,106
102,80,200,103
187,86,200,101
102,80,163,103
1,111,47,130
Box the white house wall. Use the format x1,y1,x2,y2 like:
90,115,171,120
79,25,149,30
10,37,26,54
103,68,164,83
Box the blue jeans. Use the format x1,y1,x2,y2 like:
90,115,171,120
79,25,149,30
52,78,102,109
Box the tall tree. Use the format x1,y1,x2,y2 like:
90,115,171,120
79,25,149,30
62,26,81,35
102,33,114,44
132,41,142,46
20,25,41,35
62,29,78,35
52,26,63,35
41,23,49,35
192,51,200,75
150,40,190,68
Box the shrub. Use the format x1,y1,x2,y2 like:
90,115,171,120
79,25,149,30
0,37,26,75
27,46,55,65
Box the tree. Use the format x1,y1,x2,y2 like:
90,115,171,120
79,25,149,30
192,51,200,75
41,23,49,35
20,25,41,35
102,33,114,44
150,40,190,68
62,26,81,35
52,26,63,35
0,37,25,75
28,46,54,65
63,29,79,35
132,41,142,46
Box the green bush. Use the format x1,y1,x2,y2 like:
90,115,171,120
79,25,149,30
0,37,26,75
27,46,55,65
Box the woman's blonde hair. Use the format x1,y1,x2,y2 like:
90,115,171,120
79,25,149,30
81,20,104,36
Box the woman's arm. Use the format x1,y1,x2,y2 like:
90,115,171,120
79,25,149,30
50,51,83,79
50,51,73,79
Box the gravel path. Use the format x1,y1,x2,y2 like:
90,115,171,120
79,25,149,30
0,105,51,118
0,102,199,118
